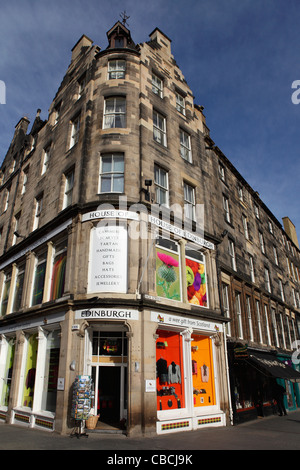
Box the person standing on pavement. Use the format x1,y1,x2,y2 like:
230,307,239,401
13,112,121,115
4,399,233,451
272,380,287,416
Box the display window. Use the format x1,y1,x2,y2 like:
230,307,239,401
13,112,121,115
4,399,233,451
0,337,15,407
40,330,60,412
156,237,181,302
156,329,185,411
191,335,215,407
185,248,208,308
21,333,38,408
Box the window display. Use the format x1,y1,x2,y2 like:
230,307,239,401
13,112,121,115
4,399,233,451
191,335,215,407
41,330,60,412
50,241,67,300
0,337,15,407
156,238,181,301
185,248,208,308
156,329,184,411
22,334,38,408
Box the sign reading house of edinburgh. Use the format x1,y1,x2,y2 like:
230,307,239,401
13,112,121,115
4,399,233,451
82,209,139,222
88,225,128,293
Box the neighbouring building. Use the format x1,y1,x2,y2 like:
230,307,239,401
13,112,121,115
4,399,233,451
0,20,299,436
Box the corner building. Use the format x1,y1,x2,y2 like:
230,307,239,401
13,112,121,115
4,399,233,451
0,22,231,435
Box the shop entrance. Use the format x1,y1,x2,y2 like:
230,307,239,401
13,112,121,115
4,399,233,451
90,328,128,429
92,365,127,426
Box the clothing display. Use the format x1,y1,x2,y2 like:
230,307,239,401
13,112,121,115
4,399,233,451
201,364,209,383
168,361,181,384
156,357,168,384
156,330,184,411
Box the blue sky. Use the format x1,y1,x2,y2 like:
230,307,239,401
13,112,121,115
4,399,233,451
0,0,300,236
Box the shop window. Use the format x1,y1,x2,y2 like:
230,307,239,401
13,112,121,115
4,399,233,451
40,330,60,413
0,337,15,407
31,252,47,306
92,331,128,359
185,247,208,307
191,335,215,407
21,333,38,408
156,329,185,411
156,237,181,302
50,240,67,300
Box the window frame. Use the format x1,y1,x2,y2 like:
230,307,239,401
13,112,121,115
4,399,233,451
180,129,192,163
183,182,196,221
153,110,167,147
103,96,126,129
108,60,126,79
154,165,169,207
99,153,125,194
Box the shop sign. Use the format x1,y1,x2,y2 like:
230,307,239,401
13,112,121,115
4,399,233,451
82,210,139,222
75,309,139,320
151,311,221,333
149,215,214,250
88,225,128,293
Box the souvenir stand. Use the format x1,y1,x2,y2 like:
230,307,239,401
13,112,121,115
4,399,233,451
70,375,94,438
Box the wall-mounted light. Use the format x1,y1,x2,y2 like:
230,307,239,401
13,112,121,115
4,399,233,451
14,231,25,239
140,179,152,202
70,360,76,371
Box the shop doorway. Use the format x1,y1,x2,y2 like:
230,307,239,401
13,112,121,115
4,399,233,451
90,328,128,430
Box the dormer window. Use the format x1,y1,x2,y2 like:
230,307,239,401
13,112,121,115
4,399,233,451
115,37,124,48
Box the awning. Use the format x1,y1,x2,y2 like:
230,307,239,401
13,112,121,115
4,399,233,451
248,351,300,382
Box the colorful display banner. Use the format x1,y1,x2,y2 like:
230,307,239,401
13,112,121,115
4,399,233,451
186,257,208,307
156,247,181,301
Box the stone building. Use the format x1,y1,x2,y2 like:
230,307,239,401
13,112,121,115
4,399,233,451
0,20,299,436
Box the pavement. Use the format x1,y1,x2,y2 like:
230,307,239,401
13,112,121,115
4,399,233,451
1,409,300,456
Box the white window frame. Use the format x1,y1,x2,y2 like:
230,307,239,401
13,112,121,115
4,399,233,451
264,267,271,293
154,165,168,207
99,153,125,194
264,304,271,345
180,129,192,162
176,92,186,115
228,239,236,271
41,145,51,175
152,73,163,98
63,170,74,209
103,96,126,129
33,195,43,231
183,182,196,221
255,300,263,344
249,254,255,283
70,116,80,148
246,295,254,342
242,215,249,239
235,292,243,339
223,195,231,223
222,283,231,336
108,60,126,79
153,110,167,146
271,308,279,347
259,231,265,254
279,278,285,302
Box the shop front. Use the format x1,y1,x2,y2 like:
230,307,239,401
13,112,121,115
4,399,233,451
152,311,229,434
228,344,300,423
0,312,64,431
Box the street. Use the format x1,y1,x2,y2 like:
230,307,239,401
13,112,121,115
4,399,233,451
1,409,300,454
